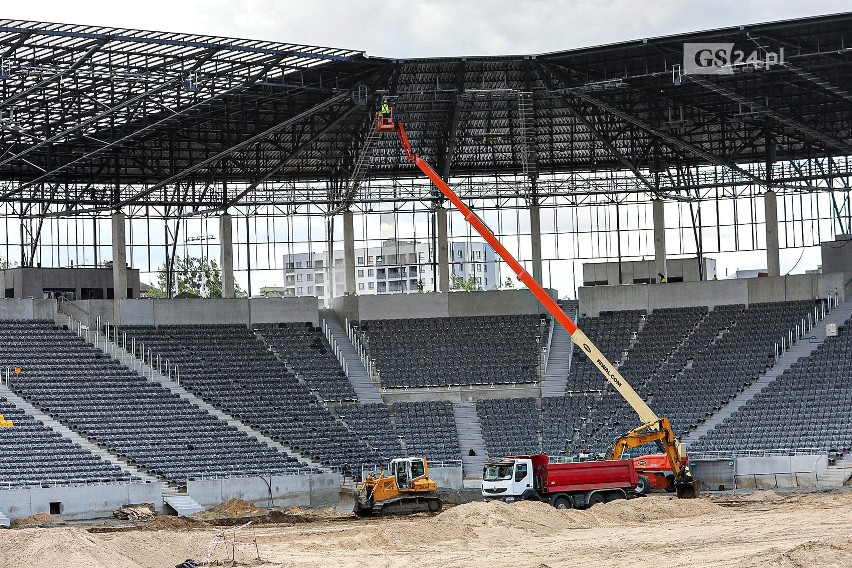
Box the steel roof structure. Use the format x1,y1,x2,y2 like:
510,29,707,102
0,13,850,217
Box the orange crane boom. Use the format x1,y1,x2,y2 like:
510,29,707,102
391,118,657,425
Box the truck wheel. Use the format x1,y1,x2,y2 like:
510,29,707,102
587,493,605,508
552,496,572,510
635,475,651,496
605,491,625,503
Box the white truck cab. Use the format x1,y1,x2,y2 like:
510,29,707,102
481,458,534,501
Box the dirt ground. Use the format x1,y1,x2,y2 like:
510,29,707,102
3,490,852,568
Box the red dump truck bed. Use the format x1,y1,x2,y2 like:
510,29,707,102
523,454,640,493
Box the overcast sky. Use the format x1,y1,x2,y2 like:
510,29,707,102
6,1,851,58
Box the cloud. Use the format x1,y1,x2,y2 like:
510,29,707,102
5,0,849,58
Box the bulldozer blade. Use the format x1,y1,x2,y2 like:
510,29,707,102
676,480,700,499
337,490,357,515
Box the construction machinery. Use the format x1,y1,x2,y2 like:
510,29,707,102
482,454,643,508
376,105,698,499
631,453,685,492
353,456,442,516
0,413,12,428
608,417,697,498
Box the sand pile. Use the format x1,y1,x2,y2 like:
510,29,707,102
742,490,783,503
3,490,852,567
432,499,594,537
734,537,852,568
12,513,64,527
367,495,724,547
587,495,722,524
193,498,265,520
277,505,340,522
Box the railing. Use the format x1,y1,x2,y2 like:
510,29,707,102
691,448,829,459
542,316,555,375
0,478,147,490
345,317,376,382
772,299,835,361
66,313,180,385
58,296,91,316
322,319,349,378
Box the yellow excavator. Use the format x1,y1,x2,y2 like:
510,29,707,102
376,105,698,500
0,413,12,428
607,417,697,498
353,457,442,516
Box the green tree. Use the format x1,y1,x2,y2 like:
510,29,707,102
151,256,246,298
450,273,482,291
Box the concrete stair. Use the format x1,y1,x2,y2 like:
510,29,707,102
162,488,204,516
0,385,160,484
320,309,383,404
452,401,487,478
816,464,852,488
685,297,852,446
541,320,574,397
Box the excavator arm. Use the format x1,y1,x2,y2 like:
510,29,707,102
392,119,658,425
606,417,697,498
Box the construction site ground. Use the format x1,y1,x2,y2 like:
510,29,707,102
3,490,852,567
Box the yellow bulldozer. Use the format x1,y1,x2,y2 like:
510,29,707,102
353,456,442,516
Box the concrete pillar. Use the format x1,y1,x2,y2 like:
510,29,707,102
764,189,780,277
436,207,450,292
653,199,667,282
219,213,235,298
529,204,543,285
111,212,127,324
343,211,356,295
326,216,335,307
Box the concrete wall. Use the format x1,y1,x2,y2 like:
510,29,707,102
0,482,163,521
187,473,340,508
330,295,360,326
0,298,57,320
117,298,319,327
822,237,852,278
57,299,114,328
578,272,845,317
583,257,716,285
382,385,540,404
358,291,450,320
733,455,827,490
692,459,736,491
335,289,551,323
429,466,464,490
0,267,141,300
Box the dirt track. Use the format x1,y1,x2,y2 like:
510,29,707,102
3,490,852,567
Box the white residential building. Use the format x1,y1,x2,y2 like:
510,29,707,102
275,239,502,305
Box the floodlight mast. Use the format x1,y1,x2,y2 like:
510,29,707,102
388,117,658,425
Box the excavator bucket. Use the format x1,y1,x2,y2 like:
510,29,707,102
676,480,700,499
